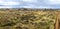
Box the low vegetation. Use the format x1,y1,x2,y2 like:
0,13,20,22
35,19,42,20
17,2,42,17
0,8,58,29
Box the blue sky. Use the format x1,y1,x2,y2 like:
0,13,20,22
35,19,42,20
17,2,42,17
0,0,60,8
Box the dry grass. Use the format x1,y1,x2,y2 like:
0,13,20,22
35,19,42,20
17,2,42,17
0,10,58,29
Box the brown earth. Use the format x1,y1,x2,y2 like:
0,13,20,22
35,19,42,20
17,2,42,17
55,11,60,29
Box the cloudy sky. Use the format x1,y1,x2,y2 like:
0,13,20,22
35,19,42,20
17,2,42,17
0,0,60,8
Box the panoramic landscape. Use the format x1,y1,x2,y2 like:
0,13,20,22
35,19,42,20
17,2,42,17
0,0,60,29
0,8,59,29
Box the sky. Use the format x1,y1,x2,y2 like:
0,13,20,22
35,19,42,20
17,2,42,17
0,0,60,8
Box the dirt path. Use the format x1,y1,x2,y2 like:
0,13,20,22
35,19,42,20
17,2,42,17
58,11,60,29
55,11,60,29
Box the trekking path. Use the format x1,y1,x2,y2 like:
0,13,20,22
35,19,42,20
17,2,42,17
55,12,59,29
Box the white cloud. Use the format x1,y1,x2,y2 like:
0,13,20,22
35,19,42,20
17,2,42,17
3,1,20,5
0,6,12,8
0,0,4,3
22,6,51,8
21,4,36,8
36,6,53,8
21,6,34,8
0,0,60,8
22,0,38,3
0,0,20,5
45,0,60,4
21,5,51,8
